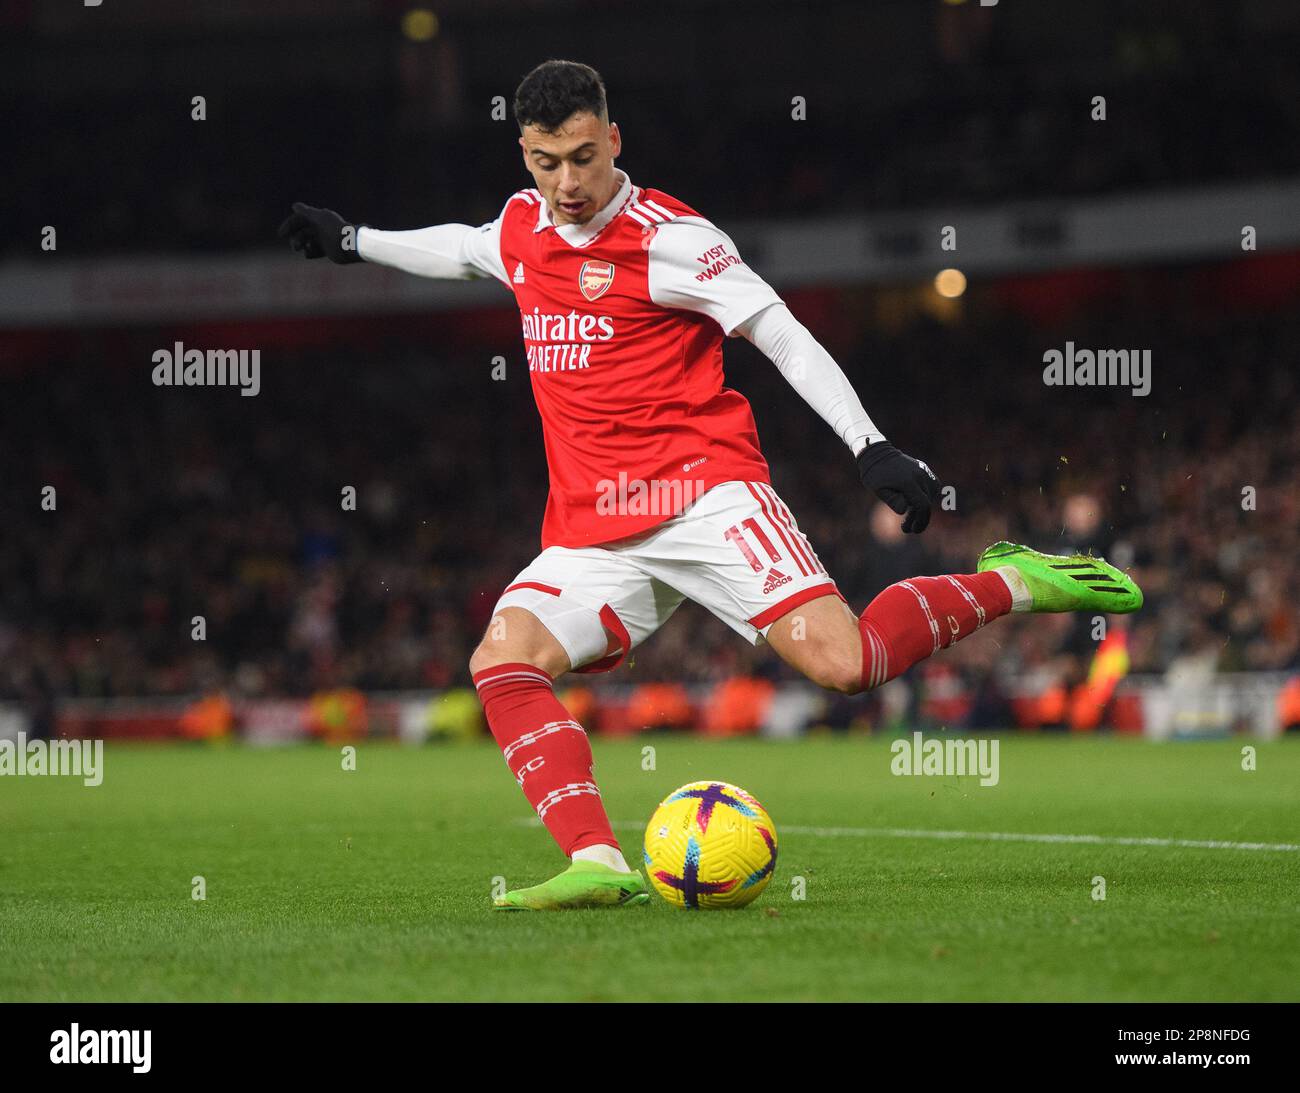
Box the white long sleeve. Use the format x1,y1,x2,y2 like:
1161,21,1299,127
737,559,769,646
737,303,884,455
357,215,509,285
646,218,783,336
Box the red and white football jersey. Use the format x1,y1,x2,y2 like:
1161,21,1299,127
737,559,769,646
363,171,785,549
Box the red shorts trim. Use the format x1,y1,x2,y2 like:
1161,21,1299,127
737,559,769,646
503,581,562,597
573,603,633,675
748,581,844,630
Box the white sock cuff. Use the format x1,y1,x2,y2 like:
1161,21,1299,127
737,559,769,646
572,844,632,873
995,565,1033,613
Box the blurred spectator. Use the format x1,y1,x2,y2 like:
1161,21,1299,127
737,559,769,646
1,301,1297,709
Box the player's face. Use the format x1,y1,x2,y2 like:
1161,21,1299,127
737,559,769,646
519,111,623,226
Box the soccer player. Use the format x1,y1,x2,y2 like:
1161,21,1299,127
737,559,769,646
279,60,1142,910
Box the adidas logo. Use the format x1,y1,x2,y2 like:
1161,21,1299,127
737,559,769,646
512,261,526,284
1050,559,1129,594
762,567,792,595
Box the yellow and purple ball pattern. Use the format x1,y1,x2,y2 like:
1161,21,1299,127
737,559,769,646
643,781,778,909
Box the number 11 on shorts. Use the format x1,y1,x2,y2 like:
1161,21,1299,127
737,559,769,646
724,519,782,573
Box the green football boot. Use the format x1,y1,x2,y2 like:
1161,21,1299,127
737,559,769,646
976,540,1143,614
493,860,651,911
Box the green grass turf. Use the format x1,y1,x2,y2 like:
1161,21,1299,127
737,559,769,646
1,734,1297,1001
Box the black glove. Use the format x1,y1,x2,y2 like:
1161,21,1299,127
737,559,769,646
856,441,941,534
277,202,364,264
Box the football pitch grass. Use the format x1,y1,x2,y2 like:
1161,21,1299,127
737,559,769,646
2,734,1297,1002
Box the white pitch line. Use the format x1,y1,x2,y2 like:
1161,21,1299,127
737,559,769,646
519,819,1298,853
774,825,1300,853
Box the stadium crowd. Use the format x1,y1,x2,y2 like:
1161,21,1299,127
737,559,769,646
4,2,1298,257
4,296,1297,720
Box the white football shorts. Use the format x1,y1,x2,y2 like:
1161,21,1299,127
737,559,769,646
492,480,845,674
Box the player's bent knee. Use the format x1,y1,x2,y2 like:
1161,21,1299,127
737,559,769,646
800,645,864,695
766,594,865,695
824,659,866,695
468,638,563,679
469,607,571,679
468,641,510,677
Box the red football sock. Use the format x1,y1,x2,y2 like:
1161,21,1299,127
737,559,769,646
858,573,1012,690
472,662,618,857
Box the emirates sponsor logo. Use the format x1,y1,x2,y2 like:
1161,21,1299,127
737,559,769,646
762,567,792,595
579,259,616,301
520,307,615,343
521,306,614,371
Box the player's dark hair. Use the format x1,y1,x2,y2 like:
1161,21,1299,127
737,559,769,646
513,60,608,132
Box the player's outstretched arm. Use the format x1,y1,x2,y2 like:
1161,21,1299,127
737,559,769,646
737,303,942,533
277,202,509,283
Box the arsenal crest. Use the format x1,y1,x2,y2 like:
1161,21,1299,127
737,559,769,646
578,260,615,301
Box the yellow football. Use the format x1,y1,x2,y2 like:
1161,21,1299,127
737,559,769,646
643,781,778,909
